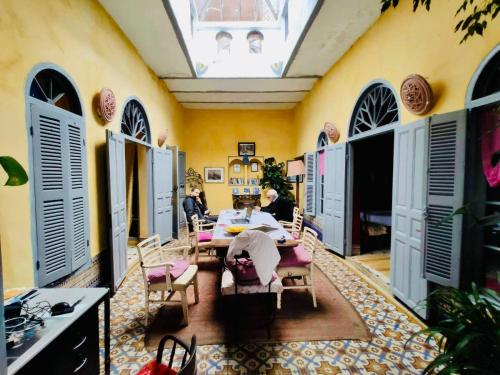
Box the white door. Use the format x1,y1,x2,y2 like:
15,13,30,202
153,148,173,243
106,130,128,291
324,143,347,255
390,119,428,318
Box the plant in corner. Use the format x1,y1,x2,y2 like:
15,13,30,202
408,283,500,374
259,157,295,204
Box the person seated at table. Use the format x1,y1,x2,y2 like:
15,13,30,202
183,188,217,231
255,189,293,222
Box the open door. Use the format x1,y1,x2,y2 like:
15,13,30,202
324,143,347,255
106,130,128,291
390,119,429,318
152,148,173,243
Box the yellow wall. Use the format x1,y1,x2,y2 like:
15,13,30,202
183,110,297,213
0,0,184,288
294,1,500,212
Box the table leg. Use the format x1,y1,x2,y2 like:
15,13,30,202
104,292,111,375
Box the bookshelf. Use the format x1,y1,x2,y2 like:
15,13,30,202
227,156,264,194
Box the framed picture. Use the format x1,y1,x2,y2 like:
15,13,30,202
238,142,256,156
204,167,224,183
250,162,259,172
234,164,241,173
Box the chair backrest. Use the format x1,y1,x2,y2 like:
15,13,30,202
137,234,163,285
156,334,197,375
293,206,301,217
191,214,203,233
291,213,304,237
302,227,318,261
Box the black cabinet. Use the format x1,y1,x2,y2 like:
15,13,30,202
17,306,99,375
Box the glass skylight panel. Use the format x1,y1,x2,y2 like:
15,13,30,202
169,0,318,78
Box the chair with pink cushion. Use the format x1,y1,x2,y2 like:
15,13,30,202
137,234,199,326
191,214,215,264
277,227,318,308
279,209,303,240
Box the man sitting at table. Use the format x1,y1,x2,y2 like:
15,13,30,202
183,188,217,231
255,189,293,222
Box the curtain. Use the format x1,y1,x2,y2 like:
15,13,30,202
480,107,500,188
319,150,325,176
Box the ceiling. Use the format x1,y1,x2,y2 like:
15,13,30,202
99,0,380,109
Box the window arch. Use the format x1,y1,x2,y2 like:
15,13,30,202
316,131,328,149
26,63,89,286
29,68,82,116
350,82,399,137
121,99,151,143
467,44,500,106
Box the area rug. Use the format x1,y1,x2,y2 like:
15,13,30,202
145,258,371,349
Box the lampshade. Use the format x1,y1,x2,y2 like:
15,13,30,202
287,160,305,177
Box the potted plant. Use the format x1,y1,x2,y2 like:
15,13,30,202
259,157,295,204
0,156,28,374
409,283,500,374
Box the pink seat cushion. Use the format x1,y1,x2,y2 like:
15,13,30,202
291,232,300,240
227,258,277,286
147,259,190,283
279,244,312,267
197,231,212,242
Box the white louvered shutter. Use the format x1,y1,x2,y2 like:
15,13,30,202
304,152,316,216
68,116,90,270
153,148,173,244
424,110,466,288
31,103,89,286
106,130,128,291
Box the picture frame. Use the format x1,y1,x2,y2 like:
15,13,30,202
234,164,241,173
204,167,224,183
238,142,256,156
250,162,258,172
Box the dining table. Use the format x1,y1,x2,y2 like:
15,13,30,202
210,209,299,248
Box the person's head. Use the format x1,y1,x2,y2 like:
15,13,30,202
266,189,278,202
191,188,200,197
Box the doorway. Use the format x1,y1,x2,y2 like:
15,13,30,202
124,140,151,266
348,132,394,288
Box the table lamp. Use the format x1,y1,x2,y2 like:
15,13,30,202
287,160,305,207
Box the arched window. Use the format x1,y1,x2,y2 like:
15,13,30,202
350,83,399,136
471,48,500,101
27,64,89,286
29,68,82,115
121,99,151,143
317,131,328,148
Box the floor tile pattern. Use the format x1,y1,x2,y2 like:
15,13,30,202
107,232,437,374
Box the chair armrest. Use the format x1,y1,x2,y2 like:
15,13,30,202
198,222,216,230
141,261,175,269
279,220,293,227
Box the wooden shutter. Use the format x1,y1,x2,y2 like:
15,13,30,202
31,103,89,285
68,117,90,270
323,144,347,255
153,148,173,243
424,110,466,288
178,151,186,226
106,130,128,291
304,152,316,216
32,103,71,286
391,119,429,318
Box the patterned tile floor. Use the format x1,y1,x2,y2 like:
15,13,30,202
108,233,437,374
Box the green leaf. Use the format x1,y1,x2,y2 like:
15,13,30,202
0,156,28,186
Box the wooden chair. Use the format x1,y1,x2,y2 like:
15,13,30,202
279,211,304,240
276,227,318,308
154,334,197,375
191,214,216,264
137,235,199,326
183,211,196,248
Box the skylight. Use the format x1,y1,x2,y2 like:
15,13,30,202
169,0,319,78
